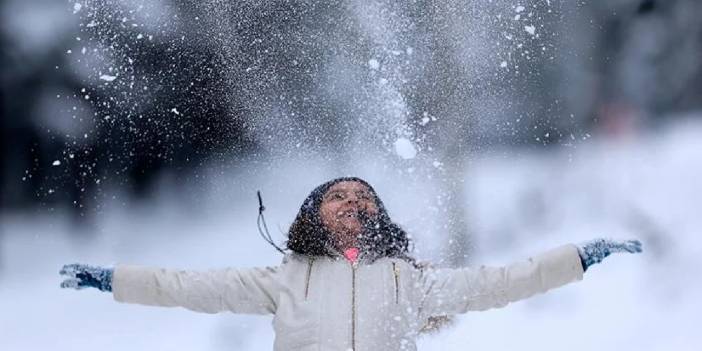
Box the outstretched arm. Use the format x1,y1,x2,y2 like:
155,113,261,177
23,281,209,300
60,263,281,315
419,239,642,317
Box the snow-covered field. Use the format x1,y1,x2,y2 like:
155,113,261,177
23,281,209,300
1,119,701,351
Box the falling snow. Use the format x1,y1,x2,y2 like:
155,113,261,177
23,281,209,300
368,58,380,70
2,0,701,350
394,138,417,159
99,74,116,82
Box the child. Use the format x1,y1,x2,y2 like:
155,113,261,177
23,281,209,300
60,177,642,350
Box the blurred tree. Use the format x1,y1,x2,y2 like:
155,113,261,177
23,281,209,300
560,0,702,135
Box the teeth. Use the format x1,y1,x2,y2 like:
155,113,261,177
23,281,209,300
339,210,357,218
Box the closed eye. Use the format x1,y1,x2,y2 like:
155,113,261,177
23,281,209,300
325,192,345,200
357,192,373,200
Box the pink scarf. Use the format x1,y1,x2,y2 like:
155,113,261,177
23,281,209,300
343,247,359,263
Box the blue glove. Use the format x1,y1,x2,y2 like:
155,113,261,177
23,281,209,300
577,238,643,272
59,263,113,292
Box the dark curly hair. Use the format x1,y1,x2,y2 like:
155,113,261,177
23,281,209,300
286,177,412,261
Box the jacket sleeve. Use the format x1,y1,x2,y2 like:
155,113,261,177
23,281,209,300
418,244,584,317
111,264,281,315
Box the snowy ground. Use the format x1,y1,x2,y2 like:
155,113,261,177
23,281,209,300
1,119,701,351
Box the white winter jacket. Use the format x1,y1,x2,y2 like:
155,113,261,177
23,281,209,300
112,244,584,351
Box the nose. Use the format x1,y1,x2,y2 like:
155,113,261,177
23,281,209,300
345,193,363,206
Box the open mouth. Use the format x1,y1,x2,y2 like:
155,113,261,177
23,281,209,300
338,210,358,219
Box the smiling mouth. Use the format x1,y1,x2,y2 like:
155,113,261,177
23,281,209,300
338,210,358,219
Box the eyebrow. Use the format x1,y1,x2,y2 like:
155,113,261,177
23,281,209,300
325,189,373,197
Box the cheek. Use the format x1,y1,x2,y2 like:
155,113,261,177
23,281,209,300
320,204,338,226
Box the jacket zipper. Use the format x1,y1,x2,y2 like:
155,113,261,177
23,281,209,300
351,262,357,351
392,261,400,304
304,258,314,300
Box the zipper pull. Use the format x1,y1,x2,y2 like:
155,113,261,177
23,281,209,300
392,261,400,304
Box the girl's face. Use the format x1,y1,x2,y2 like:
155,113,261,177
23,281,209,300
319,181,379,249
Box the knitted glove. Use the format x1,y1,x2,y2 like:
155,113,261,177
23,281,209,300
577,238,643,272
59,263,113,292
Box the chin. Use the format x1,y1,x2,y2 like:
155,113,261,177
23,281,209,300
333,228,361,241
